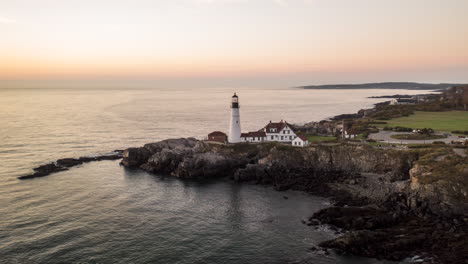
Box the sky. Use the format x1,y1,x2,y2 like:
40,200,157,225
1,0,468,88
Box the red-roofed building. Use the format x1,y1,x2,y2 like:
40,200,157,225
207,131,228,143
262,120,297,142
240,131,266,143
240,120,299,144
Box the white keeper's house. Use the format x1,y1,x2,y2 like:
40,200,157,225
241,120,302,144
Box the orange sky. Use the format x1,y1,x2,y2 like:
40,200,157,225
1,0,468,84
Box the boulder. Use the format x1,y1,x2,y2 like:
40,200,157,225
121,147,152,168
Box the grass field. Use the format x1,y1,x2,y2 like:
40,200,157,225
307,135,337,142
377,111,468,132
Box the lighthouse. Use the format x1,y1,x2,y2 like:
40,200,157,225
228,93,241,143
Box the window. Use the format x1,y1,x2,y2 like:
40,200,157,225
290,136,292,140
271,136,274,140
281,136,283,140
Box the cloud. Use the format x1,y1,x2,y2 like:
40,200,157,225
0,16,17,24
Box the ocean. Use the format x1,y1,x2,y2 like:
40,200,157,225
0,86,430,264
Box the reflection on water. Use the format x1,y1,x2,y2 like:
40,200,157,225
0,87,417,263
0,161,395,264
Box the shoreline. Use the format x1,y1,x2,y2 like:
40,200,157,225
117,138,467,264
18,88,467,263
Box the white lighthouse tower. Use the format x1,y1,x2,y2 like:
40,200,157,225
228,93,241,143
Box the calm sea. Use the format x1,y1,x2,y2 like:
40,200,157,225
0,87,430,264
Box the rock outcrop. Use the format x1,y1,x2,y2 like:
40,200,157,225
121,138,250,179
19,151,123,180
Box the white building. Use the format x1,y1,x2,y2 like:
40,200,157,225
292,135,309,147
343,129,359,139
390,98,418,105
241,120,302,144
262,120,297,142
228,93,241,143
240,131,267,143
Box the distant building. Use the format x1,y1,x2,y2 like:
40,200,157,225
344,129,359,139
207,131,228,143
390,98,418,105
292,135,309,147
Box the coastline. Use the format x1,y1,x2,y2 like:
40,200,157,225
18,90,467,264
118,137,466,263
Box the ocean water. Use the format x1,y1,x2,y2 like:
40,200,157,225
0,87,431,264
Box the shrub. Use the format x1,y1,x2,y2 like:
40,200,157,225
394,126,413,132
418,128,434,135
391,134,445,140
452,130,468,135
383,126,393,131
433,141,446,145
368,121,387,125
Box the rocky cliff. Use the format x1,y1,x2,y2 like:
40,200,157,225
121,139,467,216
121,138,468,263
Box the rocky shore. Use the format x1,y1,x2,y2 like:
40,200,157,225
120,138,468,264
20,137,467,263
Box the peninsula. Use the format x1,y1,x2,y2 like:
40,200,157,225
299,82,461,90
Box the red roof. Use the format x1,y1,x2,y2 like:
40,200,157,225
346,129,359,135
297,135,308,141
262,120,292,133
208,131,227,137
241,131,266,138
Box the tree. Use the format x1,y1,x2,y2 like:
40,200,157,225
461,86,468,111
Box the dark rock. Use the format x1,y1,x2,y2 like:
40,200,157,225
121,147,152,168
56,158,83,167
20,151,123,180
18,163,68,179
307,219,320,226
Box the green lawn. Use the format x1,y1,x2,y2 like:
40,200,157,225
307,135,337,142
377,111,468,132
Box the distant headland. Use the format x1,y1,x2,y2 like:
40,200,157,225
298,82,463,90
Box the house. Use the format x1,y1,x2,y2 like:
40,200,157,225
390,98,418,105
207,131,228,143
344,129,359,139
240,131,267,143
292,135,309,147
240,120,300,144
262,120,297,142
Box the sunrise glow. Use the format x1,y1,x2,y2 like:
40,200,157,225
1,0,468,84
